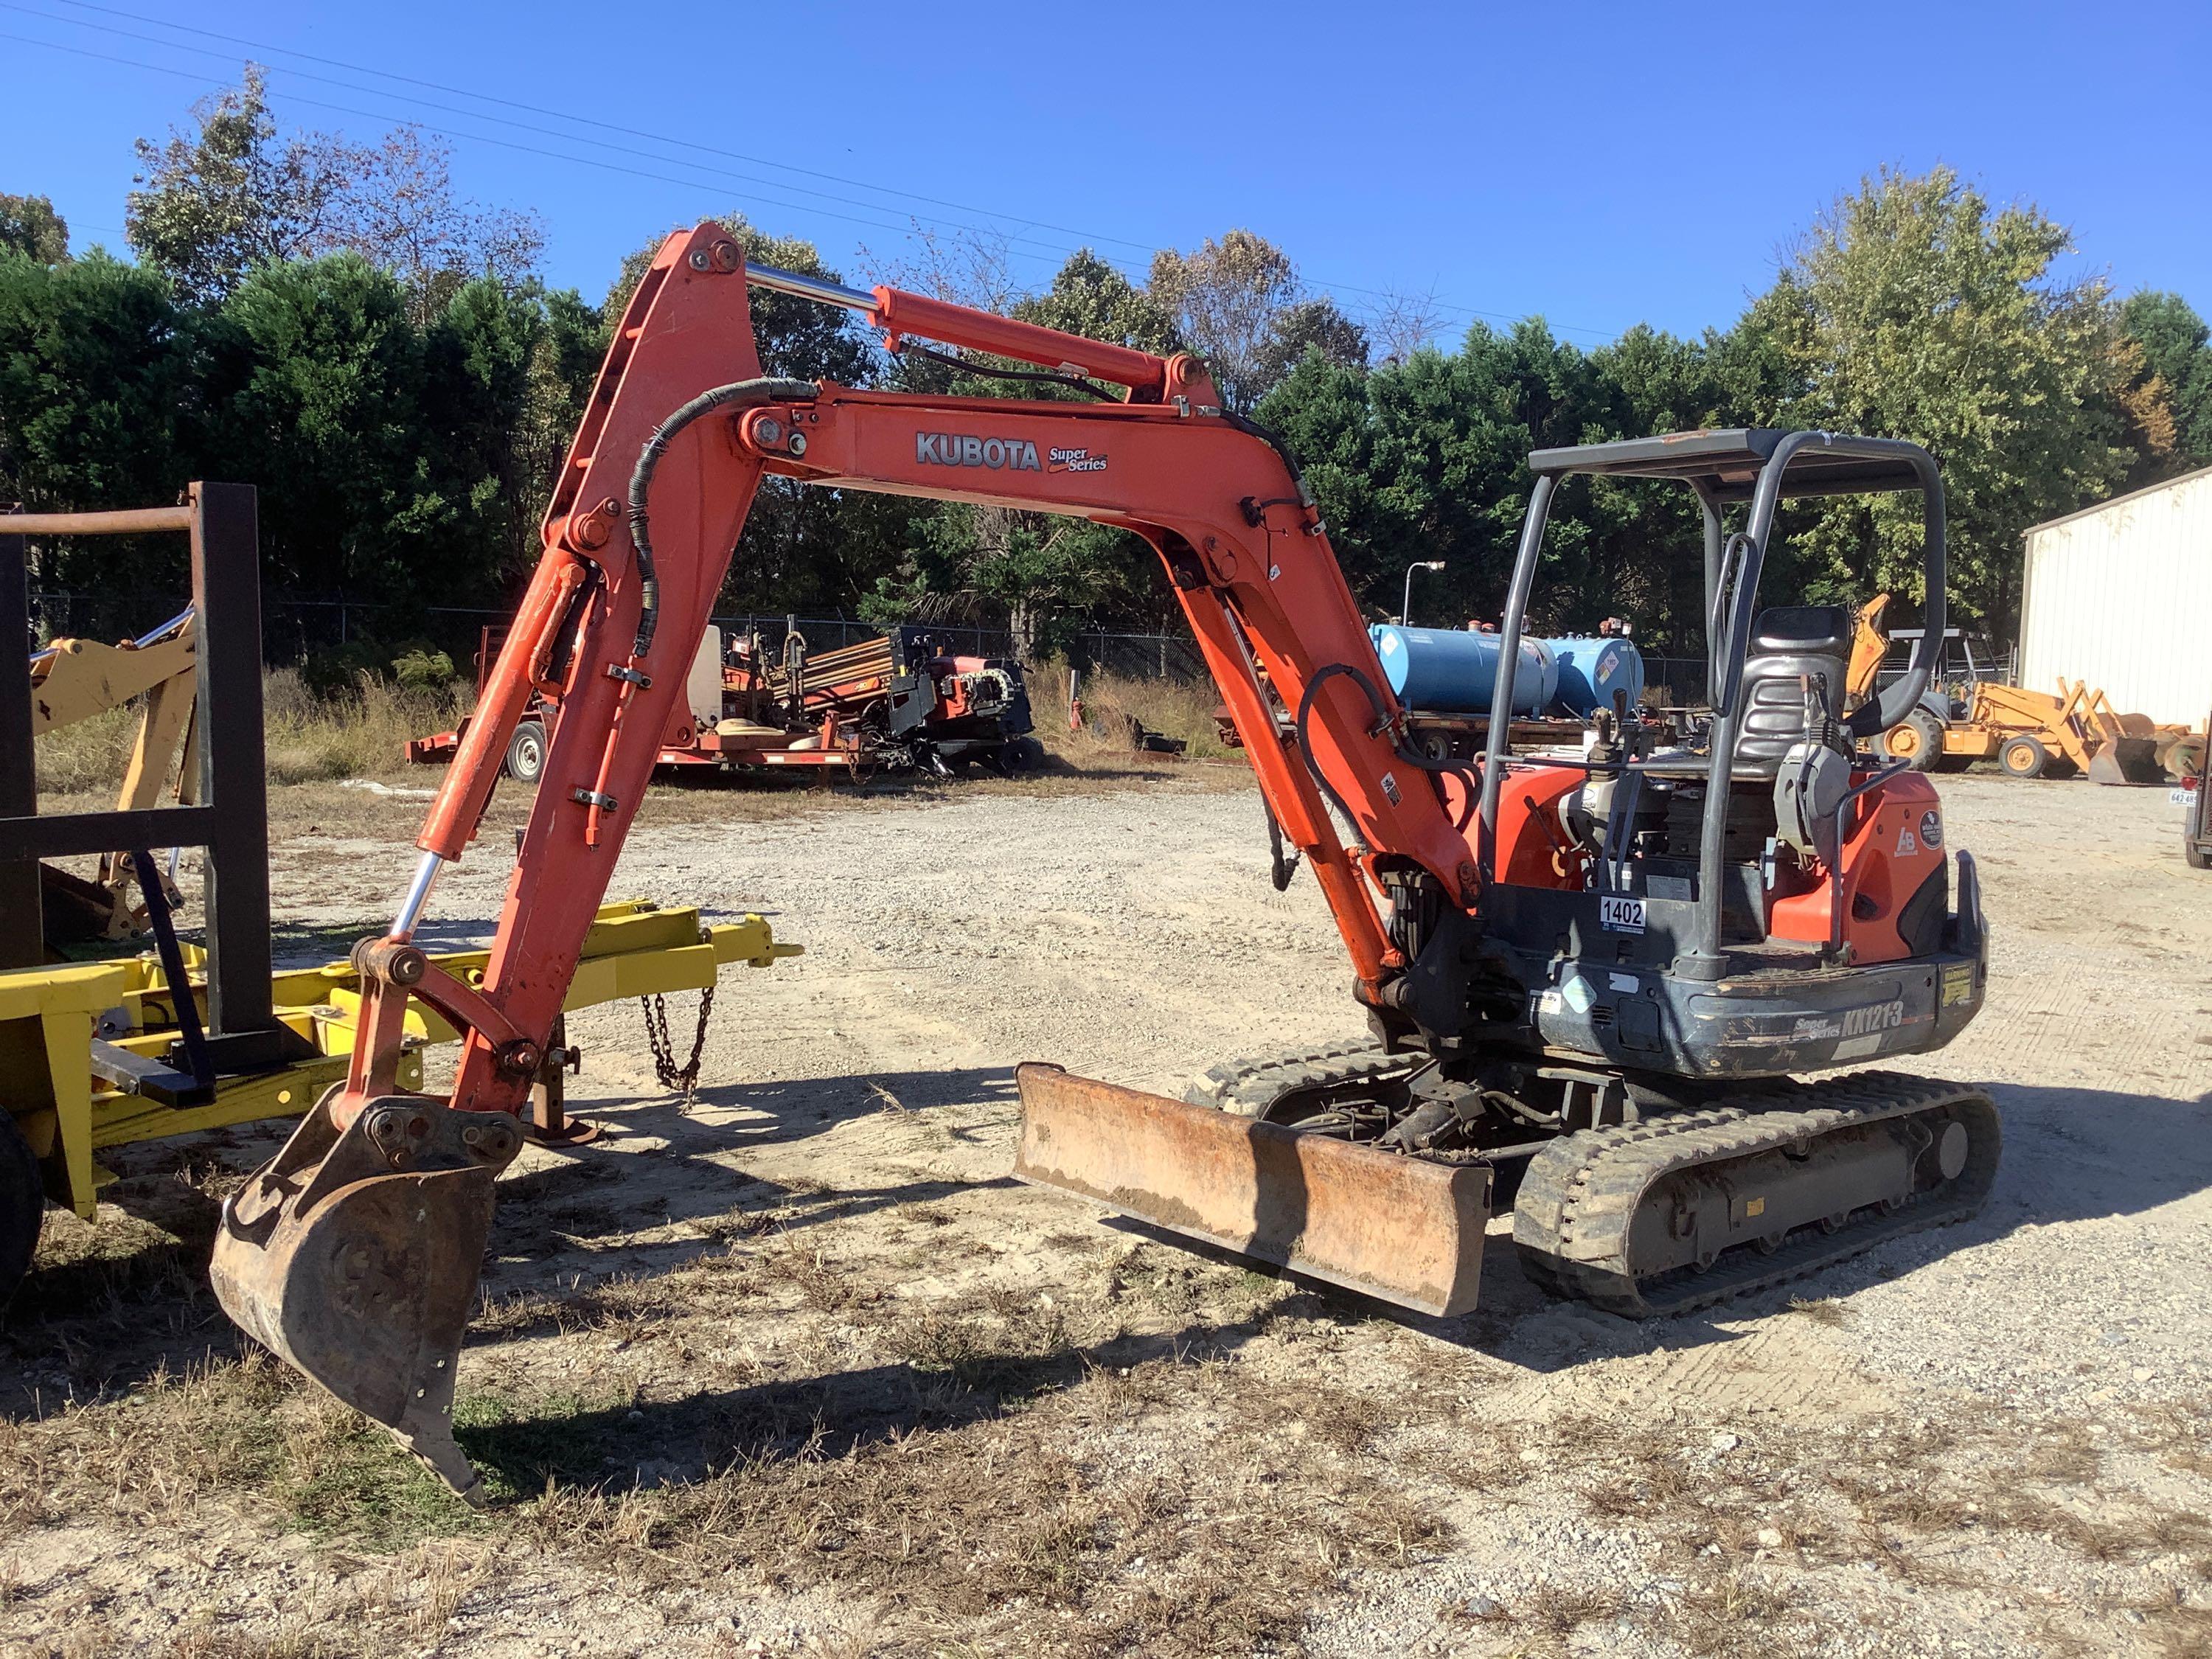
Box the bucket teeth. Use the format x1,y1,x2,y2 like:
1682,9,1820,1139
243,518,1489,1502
210,1085,523,1498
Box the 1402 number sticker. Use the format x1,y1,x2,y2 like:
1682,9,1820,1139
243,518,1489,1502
1599,895,1646,933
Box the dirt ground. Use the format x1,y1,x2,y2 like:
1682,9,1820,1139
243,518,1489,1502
4,765,2209,1658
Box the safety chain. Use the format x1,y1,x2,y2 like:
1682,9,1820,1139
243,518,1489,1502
642,984,716,1102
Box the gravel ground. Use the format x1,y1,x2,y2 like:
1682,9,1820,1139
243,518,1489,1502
4,765,2208,1658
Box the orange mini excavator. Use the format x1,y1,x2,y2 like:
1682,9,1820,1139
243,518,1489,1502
212,225,1997,1495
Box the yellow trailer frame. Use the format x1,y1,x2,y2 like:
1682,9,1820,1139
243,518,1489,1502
1,899,798,1222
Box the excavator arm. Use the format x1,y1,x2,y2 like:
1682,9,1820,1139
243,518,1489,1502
212,224,1488,1492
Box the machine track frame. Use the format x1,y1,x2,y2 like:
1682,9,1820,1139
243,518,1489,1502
1180,1035,1413,1120
1512,1071,1999,1318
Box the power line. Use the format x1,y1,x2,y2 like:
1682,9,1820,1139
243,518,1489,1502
6,3,1627,340
0,27,1082,264
0,1,1110,268
0,23,1099,268
45,0,1166,258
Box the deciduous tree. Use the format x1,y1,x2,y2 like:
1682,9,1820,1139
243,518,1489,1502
129,67,543,312
0,195,69,265
2117,290,2212,477
1750,167,2135,633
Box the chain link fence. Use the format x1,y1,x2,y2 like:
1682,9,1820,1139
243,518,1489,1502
28,588,1708,706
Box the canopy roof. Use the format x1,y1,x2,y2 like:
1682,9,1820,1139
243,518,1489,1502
1526,428,1932,502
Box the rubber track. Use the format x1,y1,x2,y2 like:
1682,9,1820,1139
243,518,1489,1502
1181,1035,1416,1119
1512,1071,2000,1319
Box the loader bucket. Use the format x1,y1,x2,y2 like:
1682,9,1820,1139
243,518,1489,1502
2087,736,2165,786
209,1086,523,1499
1012,1062,1489,1317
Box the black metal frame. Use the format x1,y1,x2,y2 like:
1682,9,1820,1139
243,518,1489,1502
1,485,299,1068
1475,428,1948,979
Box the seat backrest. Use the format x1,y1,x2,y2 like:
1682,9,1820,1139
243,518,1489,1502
1733,605,1852,771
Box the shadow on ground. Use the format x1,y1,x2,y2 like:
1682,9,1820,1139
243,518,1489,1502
8,1075,2208,1414
457,1310,1280,1498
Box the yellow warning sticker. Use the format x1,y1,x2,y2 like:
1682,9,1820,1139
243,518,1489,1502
1941,963,1976,1007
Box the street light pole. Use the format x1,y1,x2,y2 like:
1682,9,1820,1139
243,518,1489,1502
1401,560,1447,625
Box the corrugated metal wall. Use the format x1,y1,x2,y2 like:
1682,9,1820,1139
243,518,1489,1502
2018,466,2212,726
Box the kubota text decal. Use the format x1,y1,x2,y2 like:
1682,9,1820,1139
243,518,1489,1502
916,432,1043,471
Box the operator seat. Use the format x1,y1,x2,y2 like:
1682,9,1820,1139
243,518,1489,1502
1731,605,1853,773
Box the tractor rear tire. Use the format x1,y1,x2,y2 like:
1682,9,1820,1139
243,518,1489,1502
504,720,548,785
0,1109,45,1309
2000,734,2051,779
1887,710,1945,773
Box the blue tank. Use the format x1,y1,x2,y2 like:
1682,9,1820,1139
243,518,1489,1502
1537,636,1645,717
1370,625,1557,715
1368,625,1646,718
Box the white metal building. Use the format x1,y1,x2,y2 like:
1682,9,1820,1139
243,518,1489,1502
2018,464,2212,726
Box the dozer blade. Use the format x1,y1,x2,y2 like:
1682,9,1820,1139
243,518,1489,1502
2087,736,2165,786
1012,1062,1489,1318
210,1085,523,1500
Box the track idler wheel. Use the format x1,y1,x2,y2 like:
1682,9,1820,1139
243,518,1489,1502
209,1085,522,1499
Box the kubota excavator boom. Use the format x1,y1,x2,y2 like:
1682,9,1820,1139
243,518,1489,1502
214,225,1997,1497
209,223,1481,1491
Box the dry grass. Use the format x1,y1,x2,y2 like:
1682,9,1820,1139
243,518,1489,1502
5,1209,1471,1658
0,1349,476,1548
1032,658,1238,762
30,699,145,796
498,1350,1454,1657
261,668,467,785
1545,1396,2212,1653
34,667,467,799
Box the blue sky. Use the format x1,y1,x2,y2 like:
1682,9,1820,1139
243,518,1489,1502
1,0,2205,345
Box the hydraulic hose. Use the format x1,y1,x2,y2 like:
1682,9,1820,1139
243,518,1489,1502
1293,661,1482,844
626,377,815,660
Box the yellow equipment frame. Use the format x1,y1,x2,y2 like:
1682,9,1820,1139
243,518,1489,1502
1,899,798,1220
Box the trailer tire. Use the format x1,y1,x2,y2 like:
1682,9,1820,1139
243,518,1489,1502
1886,711,1945,773
504,720,548,785
2188,838,2212,872
2000,734,2050,779
0,1110,45,1309
1000,737,1043,773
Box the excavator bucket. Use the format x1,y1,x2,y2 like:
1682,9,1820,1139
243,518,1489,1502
209,1086,522,1499
2087,736,2166,786
1012,1062,1489,1317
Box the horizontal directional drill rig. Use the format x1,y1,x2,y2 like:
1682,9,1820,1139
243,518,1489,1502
212,224,1998,1495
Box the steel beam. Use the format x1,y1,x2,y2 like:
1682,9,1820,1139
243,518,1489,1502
0,529,40,967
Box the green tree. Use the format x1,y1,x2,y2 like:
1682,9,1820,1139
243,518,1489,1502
605,216,916,619
1150,230,1360,411
1012,248,1180,357
1252,297,1369,392
859,506,1141,661
197,254,457,605
128,66,359,305
0,250,192,594
604,215,872,386
2117,290,2212,476
129,66,542,313
0,195,69,265
1750,167,2135,633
